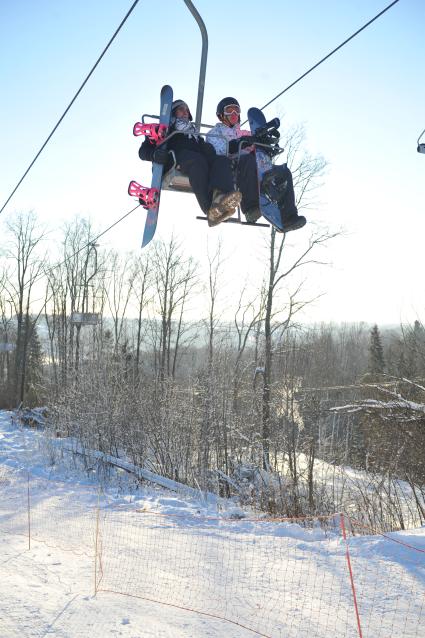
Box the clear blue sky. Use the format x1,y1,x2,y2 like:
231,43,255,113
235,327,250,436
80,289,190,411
1,0,424,324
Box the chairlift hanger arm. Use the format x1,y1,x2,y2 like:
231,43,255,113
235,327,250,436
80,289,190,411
183,0,208,130
417,128,425,154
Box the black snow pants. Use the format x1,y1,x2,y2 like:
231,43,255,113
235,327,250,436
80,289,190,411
176,148,235,214
234,153,260,213
276,164,298,219
236,153,298,218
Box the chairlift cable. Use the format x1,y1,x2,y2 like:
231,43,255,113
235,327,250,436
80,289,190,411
24,204,141,292
241,0,400,123
0,0,141,216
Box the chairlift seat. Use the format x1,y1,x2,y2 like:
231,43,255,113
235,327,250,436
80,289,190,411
71,312,100,326
158,136,271,228
0,343,15,352
161,165,192,193
196,216,270,227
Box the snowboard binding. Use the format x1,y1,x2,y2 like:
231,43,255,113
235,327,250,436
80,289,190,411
253,119,282,158
260,165,288,206
133,122,168,143
128,180,160,209
254,117,281,139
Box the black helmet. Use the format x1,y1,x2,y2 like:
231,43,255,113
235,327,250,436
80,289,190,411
216,97,240,116
172,99,193,120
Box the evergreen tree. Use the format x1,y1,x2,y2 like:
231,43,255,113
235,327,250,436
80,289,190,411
25,322,44,406
368,324,385,375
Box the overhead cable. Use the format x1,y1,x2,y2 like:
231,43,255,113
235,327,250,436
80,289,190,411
242,0,400,122
0,0,141,216
25,204,140,291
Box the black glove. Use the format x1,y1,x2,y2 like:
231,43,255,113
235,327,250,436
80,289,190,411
153,148,170,165
228,136,255,154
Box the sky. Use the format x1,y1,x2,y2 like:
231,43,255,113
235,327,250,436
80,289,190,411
0,0,424,325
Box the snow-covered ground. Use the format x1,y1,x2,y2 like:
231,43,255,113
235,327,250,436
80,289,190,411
0,411,424,637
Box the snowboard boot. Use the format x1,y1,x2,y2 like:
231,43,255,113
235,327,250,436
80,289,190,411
244,207,262,223
208,190,242,227
280,213,307,233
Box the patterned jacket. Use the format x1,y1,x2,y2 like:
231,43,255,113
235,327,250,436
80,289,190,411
206,122,252,157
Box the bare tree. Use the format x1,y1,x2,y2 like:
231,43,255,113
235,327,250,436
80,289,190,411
59,219,102,375
130,253,153,379
4,212,46,405
104,251,135,355
196,241,226,486
260,226,337,468
151,237,198,381
257,126,337,469
0,267,16,404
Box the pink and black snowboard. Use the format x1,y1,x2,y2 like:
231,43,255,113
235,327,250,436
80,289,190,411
128,85,173,248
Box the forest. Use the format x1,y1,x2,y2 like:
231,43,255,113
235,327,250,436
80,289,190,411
1,210,424,533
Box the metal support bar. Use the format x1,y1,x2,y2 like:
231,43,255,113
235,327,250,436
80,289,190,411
196,216,270,228
183,0,208,130
417,128,425,153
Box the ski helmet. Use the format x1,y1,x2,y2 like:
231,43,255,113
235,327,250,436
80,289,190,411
216,97,240,117
172,99,193,120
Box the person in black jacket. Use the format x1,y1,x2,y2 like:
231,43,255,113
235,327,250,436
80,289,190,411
139,100,241,226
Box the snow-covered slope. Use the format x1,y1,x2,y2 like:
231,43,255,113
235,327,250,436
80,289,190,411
0,412,424,637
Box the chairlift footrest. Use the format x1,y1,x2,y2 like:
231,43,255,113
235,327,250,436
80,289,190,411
196,216,270,227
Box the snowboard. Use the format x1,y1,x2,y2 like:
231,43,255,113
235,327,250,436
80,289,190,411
128,85,173,248
247,107,285,232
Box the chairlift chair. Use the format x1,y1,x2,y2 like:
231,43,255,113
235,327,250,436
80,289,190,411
161,150,193,193
70,243,101,326
70,312,100,326
129,1,272,243
0,343,15,352
140,115,270,227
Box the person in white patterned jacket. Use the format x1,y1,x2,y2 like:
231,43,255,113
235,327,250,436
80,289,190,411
206,97,306,231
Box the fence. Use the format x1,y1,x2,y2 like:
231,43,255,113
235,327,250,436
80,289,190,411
0,465,424,637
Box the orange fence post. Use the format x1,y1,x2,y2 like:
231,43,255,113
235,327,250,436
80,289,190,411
340,512,363,638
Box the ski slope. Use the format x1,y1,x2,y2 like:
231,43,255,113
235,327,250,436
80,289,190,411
0,411,424,637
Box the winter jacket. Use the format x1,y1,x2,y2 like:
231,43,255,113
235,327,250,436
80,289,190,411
139,118,216,163
206,122,252,157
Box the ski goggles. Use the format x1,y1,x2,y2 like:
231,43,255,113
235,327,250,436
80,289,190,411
223,105,240,116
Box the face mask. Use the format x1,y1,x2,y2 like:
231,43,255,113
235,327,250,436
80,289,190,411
222,106,240,126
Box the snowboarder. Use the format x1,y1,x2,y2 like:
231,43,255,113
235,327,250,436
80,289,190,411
139,99,241,226
206,97,306,231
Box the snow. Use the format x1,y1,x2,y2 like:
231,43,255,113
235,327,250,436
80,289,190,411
0,411,424,637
